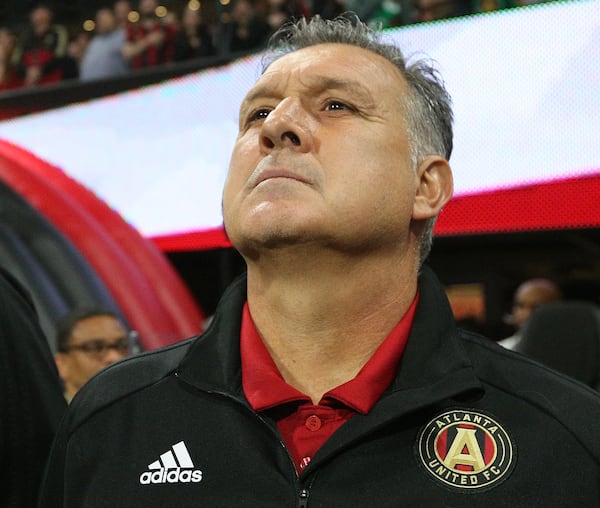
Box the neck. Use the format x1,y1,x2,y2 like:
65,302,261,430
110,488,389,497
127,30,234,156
245,247,419,403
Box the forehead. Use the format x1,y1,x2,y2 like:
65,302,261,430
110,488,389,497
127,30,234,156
71,315,124,338
249,43,407,98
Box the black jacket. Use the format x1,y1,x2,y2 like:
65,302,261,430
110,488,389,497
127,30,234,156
0,268,67,508
39,268,600,507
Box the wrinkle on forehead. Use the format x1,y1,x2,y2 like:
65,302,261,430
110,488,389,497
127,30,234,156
241,43,408,112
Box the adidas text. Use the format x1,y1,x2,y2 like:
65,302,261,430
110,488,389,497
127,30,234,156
139,468,202,484
140,441,202,485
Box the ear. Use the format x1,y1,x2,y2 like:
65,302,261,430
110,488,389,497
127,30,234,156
412,156,453,220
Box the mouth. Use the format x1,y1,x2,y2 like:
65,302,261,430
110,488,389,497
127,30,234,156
251,167,312,188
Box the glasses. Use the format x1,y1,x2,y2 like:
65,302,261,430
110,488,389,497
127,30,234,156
62,332,135,360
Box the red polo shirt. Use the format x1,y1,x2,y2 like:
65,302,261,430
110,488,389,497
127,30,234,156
241,295,418,473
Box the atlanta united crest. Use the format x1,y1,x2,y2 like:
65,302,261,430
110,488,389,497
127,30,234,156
416,409,516,491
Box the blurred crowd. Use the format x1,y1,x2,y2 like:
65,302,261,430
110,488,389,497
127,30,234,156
0,0,555,92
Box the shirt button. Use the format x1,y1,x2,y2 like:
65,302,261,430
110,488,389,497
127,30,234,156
305,415,322,431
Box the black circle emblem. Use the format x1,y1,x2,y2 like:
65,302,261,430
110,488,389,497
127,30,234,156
417,409,516,491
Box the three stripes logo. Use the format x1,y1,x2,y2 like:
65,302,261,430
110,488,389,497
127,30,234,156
139,441,203,485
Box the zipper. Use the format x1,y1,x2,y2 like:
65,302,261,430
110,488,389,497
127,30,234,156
220,391,315,507
177,377,310,505
297,488,309,508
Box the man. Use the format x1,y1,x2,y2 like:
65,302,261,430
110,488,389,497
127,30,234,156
121,0,178,69
113,0,133,29
498,278,562,350
0,26,22,91
39,15,600,506
54,308,131,402
80,7,129,81
0,268,66,508
14,4,68,86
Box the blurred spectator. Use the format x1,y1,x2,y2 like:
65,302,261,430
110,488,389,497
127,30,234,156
498,278,562,350
80,7,129,81
122,0,178,70
0,267,67,508
312,0,346,19
262,0,308,33
13,4,69,87
472,0,553,12
59,30,90,80
54,307,132,402
173,5,216,62
225,0,271,54
344,0,391,24
473,0,515,12
0,27,22,91
367,0,406,27
114,0,133,29
413,0,473,22
162,8,181,29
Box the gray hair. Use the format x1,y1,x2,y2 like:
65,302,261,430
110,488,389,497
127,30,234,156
262,14,454,265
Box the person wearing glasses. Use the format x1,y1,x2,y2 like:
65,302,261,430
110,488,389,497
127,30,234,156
54,307,132,402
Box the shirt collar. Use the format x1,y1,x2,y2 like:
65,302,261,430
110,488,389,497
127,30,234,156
242,293,419,415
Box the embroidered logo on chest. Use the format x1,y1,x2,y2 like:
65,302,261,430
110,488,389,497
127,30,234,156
416,409,516,491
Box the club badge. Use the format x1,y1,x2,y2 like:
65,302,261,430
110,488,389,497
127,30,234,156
416,409,515,492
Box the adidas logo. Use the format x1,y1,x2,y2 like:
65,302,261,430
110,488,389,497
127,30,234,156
139,441,203,485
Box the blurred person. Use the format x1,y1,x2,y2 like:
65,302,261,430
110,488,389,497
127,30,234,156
39,15,600,506
0,267,66,508
80,7,129,81
114,0,133,29
0,27,22,91
262,0,308,33
367,0,406,28
54,307,131,402
498,278,562,350
173,5,216,62
225,0,271,54
413,0,472,22
58,31,91,80
473,0,515,13
312,0,345,19
13,4,69,86
344,0,393,24
161,9,181,29
122,0,178,69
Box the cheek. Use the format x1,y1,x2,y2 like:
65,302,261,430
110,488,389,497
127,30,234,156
223,145,249,205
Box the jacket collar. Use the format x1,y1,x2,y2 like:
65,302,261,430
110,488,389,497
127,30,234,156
176,266,482,407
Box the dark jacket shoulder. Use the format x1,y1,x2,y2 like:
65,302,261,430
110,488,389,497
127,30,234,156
460,329,600,463
67,337,195,429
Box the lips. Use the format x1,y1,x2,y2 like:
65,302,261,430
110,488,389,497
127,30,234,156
248,157,314,189
253,168,311,187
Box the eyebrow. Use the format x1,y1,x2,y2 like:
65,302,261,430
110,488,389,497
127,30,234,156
241,75,376,110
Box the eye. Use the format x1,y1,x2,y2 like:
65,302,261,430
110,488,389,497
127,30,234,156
247,108,271,124
79,340,106,353
324,100,355,112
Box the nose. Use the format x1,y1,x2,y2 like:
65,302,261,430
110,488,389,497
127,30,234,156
259,97,314,154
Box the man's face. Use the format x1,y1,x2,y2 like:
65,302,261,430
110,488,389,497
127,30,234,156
55,315,129,399
95,9,116,34
114,1,132,22
31,7,52,35
222,43,418,258
512,283,560,330
139,0,158,17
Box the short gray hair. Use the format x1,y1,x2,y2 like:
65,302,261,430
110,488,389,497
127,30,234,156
262,14,454,265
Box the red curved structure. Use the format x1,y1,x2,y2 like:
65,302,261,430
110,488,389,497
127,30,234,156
0,139,204,349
